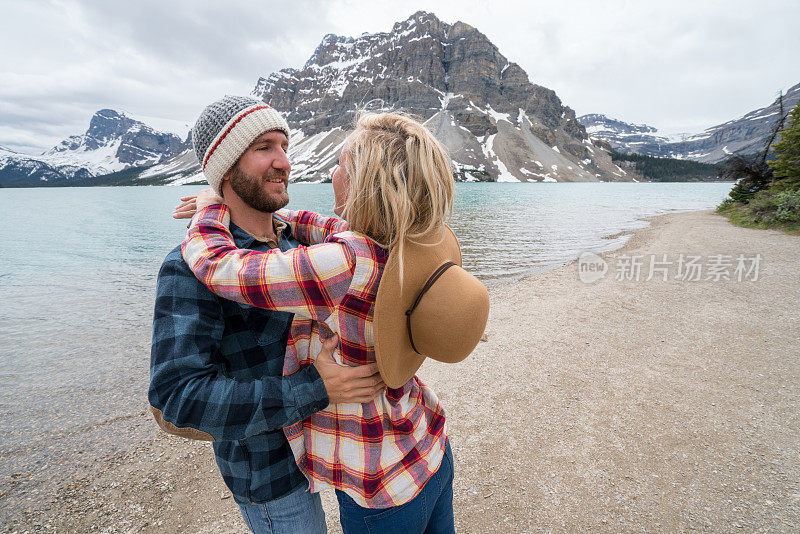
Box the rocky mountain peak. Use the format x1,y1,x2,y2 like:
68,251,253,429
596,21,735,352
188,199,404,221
48,109,158,155
253,12,583,136
247,12,613,182
448,20,477,39
390,11,446,36
84,109,140,147
305,34,353,69
38,109,190,176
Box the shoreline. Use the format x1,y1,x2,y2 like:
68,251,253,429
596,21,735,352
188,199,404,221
0,180,738,190
483,207,701,290
4,209,799,532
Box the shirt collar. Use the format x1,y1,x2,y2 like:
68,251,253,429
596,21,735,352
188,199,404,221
229,216,289,249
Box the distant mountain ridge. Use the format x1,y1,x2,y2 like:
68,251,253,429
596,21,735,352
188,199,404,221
580,114,659,136
579,82,800,163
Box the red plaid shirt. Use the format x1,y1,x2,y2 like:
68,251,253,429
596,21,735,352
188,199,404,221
182,205,447,508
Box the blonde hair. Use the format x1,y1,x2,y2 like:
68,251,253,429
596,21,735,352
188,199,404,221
340,112,454,284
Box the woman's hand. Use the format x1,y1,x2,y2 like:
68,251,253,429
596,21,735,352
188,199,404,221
173,195,197,219
172,189,225,220
196,188,225,210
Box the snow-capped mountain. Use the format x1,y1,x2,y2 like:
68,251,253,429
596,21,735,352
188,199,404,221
250,11,623,182
579,82,800,163
144,11,627,185
0,109,190,186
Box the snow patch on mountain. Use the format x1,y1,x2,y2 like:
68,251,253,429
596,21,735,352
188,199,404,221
139,148,198,179
43,137,126,174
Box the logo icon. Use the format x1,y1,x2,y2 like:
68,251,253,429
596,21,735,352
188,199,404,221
577,252,608,283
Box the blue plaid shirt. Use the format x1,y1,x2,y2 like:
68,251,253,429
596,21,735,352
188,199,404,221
149,220,329,504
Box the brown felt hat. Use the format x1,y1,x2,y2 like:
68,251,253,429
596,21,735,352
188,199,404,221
373,225,490,388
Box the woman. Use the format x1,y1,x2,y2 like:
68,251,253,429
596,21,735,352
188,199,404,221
178,112,488,533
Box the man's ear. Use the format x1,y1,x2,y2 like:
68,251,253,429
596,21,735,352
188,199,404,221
220,168,234,197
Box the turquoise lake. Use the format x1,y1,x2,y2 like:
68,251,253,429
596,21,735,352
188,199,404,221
0,182,733,486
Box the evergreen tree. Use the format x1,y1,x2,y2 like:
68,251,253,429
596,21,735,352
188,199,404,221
720,155,773,202
769,101,800,191
609,151,719,181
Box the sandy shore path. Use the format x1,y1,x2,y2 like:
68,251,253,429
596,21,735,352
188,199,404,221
5,209,799,532
430,209,799,532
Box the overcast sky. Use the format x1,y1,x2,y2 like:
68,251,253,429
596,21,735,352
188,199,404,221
1,0,798,154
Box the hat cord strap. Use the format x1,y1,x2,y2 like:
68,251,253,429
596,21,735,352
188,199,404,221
405,261,457,355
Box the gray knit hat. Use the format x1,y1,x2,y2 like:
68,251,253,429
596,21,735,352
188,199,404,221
192,95,290,194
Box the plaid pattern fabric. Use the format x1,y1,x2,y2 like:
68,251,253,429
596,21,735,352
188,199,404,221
182,205,448,508
149,221,329,505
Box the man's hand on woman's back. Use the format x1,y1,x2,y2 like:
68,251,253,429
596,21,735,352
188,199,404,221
314,334,386,404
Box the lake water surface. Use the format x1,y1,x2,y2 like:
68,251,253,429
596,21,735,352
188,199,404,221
0,182,733,490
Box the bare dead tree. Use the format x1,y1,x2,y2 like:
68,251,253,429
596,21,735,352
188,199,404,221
720,89,793,199
761,91,791,186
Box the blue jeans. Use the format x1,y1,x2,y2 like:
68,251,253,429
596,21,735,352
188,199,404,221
238,483,326,534
335,439,455,534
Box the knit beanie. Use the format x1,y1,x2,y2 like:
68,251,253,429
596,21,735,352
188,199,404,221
192,95,291,194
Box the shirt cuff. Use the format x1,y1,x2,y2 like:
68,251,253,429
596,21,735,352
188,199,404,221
190,204,230,228
285,365,330,420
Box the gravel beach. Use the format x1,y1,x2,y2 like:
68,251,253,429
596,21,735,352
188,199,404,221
4,209,799,533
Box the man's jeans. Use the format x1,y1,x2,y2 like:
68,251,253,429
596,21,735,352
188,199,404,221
335,439,455,534
238,483,326,534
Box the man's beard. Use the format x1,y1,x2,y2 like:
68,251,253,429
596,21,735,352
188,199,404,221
229,165,290,213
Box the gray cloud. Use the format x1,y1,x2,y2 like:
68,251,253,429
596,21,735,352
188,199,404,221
0,0,332,153
1,0,798,154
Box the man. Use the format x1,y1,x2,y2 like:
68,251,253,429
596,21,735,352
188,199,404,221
149,95,384,533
